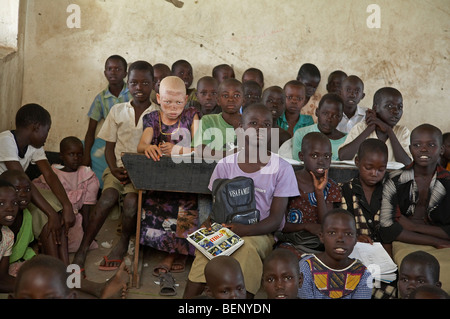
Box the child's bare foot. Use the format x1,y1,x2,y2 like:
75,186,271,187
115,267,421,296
99,237,129,270
170,254,187,273
100,262,130,299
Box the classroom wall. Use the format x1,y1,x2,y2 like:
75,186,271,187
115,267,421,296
8,0,450,151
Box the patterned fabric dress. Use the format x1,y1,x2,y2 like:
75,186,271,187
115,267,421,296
139,107,200,256
298,254,373,299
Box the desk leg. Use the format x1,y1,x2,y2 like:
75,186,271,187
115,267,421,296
132,189,143,288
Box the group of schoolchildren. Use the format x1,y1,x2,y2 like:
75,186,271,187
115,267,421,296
0,54,449,300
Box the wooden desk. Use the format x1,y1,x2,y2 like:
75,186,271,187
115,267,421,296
121,153,360,287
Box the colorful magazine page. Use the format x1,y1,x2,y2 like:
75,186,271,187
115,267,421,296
187,223,244,260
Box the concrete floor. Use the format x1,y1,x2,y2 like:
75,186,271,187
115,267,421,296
76,212,266,299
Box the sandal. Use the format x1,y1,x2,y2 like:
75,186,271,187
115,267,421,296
152,263,171,277
159,273,177,296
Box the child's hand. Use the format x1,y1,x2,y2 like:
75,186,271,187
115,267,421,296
310,169,329,193
357,234,373,244
223,222,247,237
160,142,176,156
111,167,129,184
144,145,163,161
47,211,63,245
61,206,76,236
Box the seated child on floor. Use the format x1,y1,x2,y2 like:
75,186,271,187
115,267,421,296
183,103,300,299
33,136,99,253
0,103,74,265
397,251,443,299
338,87,412,165
0,170,35,277
277,132,341,257
10,254,76,299
298,209,373,299
292,93,347,161
204,256,246,299
379,123,450,294
262,248,303,299
0,180,19,293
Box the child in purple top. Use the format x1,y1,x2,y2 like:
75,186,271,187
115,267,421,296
184,103,300,298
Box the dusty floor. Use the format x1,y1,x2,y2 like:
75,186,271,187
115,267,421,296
75,210,266,299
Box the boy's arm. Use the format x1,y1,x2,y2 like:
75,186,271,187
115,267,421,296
384,127,412,165
338,125,376,160
81,118,98,167
36,160,75,235
105,141,129,184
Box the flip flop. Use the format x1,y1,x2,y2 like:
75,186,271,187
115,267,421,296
98,256,123,271
159,273,177,296
153,263,171,277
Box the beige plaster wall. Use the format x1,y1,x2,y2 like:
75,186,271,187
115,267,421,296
16,0,450,151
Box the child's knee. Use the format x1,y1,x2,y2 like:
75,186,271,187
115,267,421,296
122,193,138,217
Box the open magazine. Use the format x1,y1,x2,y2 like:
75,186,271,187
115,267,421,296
349,242,398,283
187,223,244,260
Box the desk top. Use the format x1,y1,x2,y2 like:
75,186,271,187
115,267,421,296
122,153,363,194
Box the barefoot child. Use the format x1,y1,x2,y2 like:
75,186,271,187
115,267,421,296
298,209,373,299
